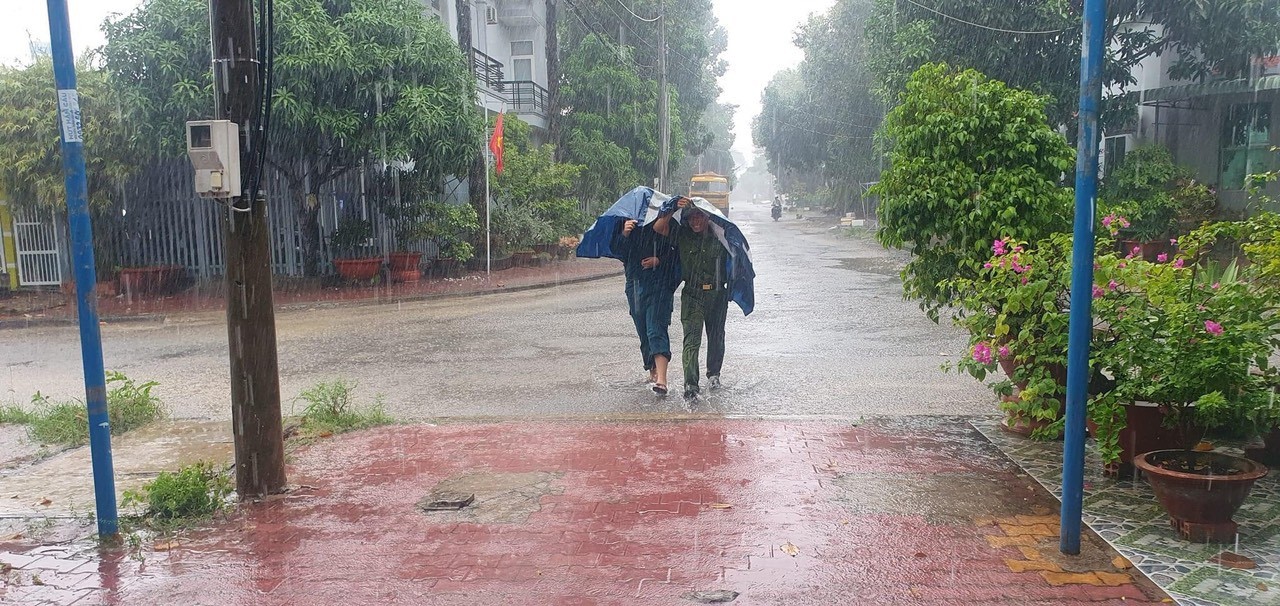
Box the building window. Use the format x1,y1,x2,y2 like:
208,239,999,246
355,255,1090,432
511,40,534,82
1221,102,1273,190
1103,135,1128,179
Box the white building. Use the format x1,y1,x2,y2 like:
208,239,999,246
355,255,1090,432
427,0,553,136
1103,22,1278,211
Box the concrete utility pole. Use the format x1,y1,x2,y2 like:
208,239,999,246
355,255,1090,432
210,0,287,498
657,0,670,192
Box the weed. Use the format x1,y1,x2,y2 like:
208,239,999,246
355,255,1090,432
122,461,231,522
5,373,165,448
295,379,393,436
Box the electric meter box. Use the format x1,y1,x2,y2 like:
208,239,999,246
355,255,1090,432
185,120,241,199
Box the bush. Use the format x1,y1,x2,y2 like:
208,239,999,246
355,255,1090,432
873,63,1073,319
9,372,165,448
123,461,231,520
295,379,393,436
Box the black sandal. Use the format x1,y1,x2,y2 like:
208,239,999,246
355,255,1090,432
652,383,668,395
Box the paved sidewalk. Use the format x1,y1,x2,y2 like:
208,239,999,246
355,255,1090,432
0,417,1170,605
0,257,620,326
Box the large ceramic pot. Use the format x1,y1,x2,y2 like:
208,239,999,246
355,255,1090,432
1246,428,1280,466
388,252,422,283
334,258,382,282
1134,450,1268,543
1088,402,1206,478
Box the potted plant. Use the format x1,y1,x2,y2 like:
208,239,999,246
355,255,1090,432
951,235,1116,439
329,218,381,282
1100,145,1216,260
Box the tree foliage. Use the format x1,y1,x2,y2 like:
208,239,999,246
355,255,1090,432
102,0,481,275
492,114,587,238
0,54,134,210
872,64,1074,318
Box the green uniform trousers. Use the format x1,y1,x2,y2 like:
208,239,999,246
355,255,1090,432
680,286,729,389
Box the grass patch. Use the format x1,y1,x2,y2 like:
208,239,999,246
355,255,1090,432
294,379,393,438
122,461,232,530
4,372,166,448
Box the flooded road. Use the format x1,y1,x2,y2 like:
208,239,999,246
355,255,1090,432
0,200,991,421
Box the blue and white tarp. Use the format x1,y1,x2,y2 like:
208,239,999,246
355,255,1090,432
577,187,755,316
576,186,671,260
659,196,755,316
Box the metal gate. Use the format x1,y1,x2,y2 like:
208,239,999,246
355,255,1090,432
13,209,62,286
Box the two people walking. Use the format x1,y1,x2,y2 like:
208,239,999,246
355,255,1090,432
615,196,732,400
575,186,755,402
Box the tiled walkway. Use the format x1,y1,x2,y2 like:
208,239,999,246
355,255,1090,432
976,419,1280,606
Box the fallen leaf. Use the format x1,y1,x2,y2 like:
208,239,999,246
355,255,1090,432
1112,556,1133,570
31,575,44,586
707,503,733,510
780,542,799,557
1259,583,1269,592
154,541,179,552
1193,441,1214,452
318,431,333,438
915,552,927,558
38,498,51,506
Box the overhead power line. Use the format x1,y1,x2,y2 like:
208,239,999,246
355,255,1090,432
900,0,1075,35
612,0,661,22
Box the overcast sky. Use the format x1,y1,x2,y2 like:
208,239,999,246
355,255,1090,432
1,0,832,166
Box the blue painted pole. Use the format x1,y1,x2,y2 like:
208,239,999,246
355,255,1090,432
45,0,118,539
1060,0,1108,555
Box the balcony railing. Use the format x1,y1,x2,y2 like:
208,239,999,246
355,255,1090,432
500,80,550,115
471,48,504,91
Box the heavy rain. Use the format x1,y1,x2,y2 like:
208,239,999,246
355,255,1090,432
0,0,1278,604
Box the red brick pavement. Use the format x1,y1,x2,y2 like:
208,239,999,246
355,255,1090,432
0,418,1170,605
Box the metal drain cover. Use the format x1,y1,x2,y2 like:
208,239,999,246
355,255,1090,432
418,491,475,511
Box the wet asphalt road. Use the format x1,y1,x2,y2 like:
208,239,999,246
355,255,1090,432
0,200,992,421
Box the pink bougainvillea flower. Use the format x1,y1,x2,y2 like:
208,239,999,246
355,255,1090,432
1102,215,1114,228
1205,320,1224,336
972,342,994,365
1092,284,1105,299
1170,238,1178,246
1020,276,1029,285
1157,253,1169,263
998,345,1010,358
993,239,1007,256
1107,279,1118,291
983,262,993,269
1173,258,1185,268
1212,282,1221,290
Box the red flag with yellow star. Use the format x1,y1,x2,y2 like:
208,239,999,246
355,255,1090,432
488,114,504,175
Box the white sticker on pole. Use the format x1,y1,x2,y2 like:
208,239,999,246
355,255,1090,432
57,89,83,143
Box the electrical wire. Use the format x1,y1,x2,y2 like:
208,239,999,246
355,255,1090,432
611,0,660,22
899,0,1075,35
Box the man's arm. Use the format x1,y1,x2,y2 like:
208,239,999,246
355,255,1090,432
653,197,688,237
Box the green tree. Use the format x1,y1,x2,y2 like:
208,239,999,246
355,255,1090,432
872,64,1074,319
0,53,134,210
102,0,482,276
492,114,587,238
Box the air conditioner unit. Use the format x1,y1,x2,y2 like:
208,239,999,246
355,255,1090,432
485,5,498,24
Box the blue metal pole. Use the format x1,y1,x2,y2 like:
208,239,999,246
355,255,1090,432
45,0,118,539
1061,0,1108,555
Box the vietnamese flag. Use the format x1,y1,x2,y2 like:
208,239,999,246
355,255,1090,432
489,114,505,175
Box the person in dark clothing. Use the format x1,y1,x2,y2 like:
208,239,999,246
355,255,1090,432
612,217,679,395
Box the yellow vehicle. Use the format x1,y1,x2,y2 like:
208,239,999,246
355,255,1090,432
689,172,731,217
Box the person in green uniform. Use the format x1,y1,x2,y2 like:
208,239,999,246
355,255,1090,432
654,198,730,400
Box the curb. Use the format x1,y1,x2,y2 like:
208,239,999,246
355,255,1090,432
0,269,624,330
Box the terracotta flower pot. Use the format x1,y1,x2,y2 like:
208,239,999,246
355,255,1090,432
1135,450,1268,543
1087,402,1206,478
334,258,382,281
388,251,422,272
